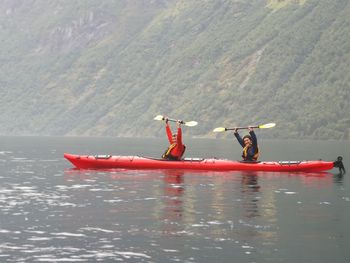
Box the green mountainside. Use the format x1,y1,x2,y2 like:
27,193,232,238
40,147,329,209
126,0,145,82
0,0,349,140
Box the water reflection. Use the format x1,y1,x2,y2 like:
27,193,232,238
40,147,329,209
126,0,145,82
333,172,344,185
240,172,260,219
161,170,185,235
62,168,339,259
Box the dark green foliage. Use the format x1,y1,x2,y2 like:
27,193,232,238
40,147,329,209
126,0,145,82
0,0,349,140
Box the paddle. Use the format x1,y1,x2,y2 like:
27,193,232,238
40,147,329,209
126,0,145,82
213,123,276,132
154,115,198,127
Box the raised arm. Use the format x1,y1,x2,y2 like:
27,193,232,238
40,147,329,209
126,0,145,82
234,129,245,148
249,128,258,149
165,119,173,144
176,121,183,146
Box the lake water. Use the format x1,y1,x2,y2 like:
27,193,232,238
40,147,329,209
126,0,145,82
0,136,349,263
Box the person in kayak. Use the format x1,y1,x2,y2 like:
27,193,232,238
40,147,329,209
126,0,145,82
162,118,186,161
233,127,259,161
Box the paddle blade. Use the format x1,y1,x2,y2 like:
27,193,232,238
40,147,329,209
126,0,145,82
184,121,198,127
258,123,276,129
154,115,164,121
213,127,227,133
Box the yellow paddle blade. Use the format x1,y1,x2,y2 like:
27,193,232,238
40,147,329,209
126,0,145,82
213,127,226,132
258,123,276,129
154,115,164,121
184,121,198,127
154,115,197,127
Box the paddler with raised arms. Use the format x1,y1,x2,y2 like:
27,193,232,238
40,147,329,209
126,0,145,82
153,115,198,161
233,126,259,161
162,117,186,161
213,122,276,161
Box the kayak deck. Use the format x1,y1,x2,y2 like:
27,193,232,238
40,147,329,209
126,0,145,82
64,153,344,173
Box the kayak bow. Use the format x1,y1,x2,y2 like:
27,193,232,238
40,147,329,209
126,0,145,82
64,153,345,173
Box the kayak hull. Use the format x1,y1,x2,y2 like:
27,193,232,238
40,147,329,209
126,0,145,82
64,153,337,173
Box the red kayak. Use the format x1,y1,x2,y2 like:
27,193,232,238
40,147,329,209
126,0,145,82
64,153,345,173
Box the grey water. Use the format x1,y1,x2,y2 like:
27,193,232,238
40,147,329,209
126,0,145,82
0,136,349,263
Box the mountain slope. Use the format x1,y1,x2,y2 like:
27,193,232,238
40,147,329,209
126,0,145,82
0,0,349,140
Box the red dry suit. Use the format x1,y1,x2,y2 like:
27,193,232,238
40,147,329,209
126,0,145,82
162,123,186,160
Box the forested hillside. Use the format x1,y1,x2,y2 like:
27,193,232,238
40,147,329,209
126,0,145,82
0,0,349,140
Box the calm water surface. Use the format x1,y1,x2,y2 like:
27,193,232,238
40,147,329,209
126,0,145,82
0,136,349,263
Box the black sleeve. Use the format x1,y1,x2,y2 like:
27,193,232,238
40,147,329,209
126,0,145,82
234,132,245,148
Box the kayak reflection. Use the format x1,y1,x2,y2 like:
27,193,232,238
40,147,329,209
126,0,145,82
62,168,337,243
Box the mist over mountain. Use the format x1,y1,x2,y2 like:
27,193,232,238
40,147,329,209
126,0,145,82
0,0,349,140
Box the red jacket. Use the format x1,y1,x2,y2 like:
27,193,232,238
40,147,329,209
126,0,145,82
163,123,185,160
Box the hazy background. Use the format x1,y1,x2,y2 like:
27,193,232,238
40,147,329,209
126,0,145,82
0,0,349,140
